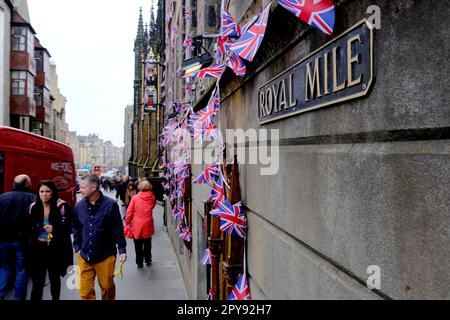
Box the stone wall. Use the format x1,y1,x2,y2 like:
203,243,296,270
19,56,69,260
216,0,450,299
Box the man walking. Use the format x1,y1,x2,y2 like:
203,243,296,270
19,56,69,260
73,174,127,300
0,175,36,300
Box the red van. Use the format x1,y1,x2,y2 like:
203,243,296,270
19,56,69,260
0,126,77,209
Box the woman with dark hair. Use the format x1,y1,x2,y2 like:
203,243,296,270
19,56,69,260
29,180,73,301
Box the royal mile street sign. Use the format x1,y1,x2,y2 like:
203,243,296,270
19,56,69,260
258,20,375,124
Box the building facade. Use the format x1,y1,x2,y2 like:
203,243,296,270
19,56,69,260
50,63,69,143
162,0,450,300
0,0,69,143
0,0,12,127
128,4,164,179
70,132,124,172
124,104,133,174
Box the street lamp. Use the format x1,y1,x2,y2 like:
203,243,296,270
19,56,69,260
177,35,218,78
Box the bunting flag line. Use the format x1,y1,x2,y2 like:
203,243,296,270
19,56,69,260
277,0,335,35
229,2,272,62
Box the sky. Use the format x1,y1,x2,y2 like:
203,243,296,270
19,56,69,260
27,0,157,147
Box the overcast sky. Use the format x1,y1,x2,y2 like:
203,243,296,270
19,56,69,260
28,0,156,147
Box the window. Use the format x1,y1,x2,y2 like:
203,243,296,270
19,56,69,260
31,122,42,135
11,71,26,96
27,75,34,99
35,50,43,71
11,26,26,51
34,86,43,107
27,30,34,57
0,152,4,194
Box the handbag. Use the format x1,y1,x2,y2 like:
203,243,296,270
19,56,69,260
124,224,133,239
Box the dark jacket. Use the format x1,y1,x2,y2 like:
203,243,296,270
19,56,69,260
0,186,36,243
116,180,129,203
73,193,126,264
29,201,74,276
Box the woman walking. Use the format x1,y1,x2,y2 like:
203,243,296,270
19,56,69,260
123,181,138,219
29,181,73,301
125,180,156,268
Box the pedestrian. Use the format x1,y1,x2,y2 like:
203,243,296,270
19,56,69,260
29,180,73,301
73,174,127,300
0,175,35,301
125,180,156,268
115,175,129,219
124,182,137,207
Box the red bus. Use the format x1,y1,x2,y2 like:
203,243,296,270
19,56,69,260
93,165,102,176
0,126,77,209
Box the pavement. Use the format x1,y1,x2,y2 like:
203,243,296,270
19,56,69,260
5,190,187,300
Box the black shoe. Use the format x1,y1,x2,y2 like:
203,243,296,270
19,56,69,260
137,264,144,268
146,261,152,267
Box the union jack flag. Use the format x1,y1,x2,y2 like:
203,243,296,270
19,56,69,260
218,200,247,238
229,273,251,300
172,203,179,219
203,123,219,141
190,125,204,144
277,0,335,35
193,164,221,185
179,225,192,242
183,34,193,50
189,86,220,143
216,36,232,63
201,248,212,265
229,2,271,62
227,52,247,77
183,62,226,78
184,7,190,18
241,15,259,34
174,200,185,220
209,173,225,208
209,196,229,217
221,9,241,38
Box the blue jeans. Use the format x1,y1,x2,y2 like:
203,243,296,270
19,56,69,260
0,242,29,300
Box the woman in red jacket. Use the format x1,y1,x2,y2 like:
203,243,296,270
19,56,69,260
125,180,156,268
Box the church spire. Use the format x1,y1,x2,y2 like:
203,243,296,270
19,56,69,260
136,7,144,45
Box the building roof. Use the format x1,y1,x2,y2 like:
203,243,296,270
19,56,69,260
11,10,36,34
5,0,14,10
34,37,52,57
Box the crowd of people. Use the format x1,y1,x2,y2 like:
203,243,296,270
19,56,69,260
0,173,158,301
